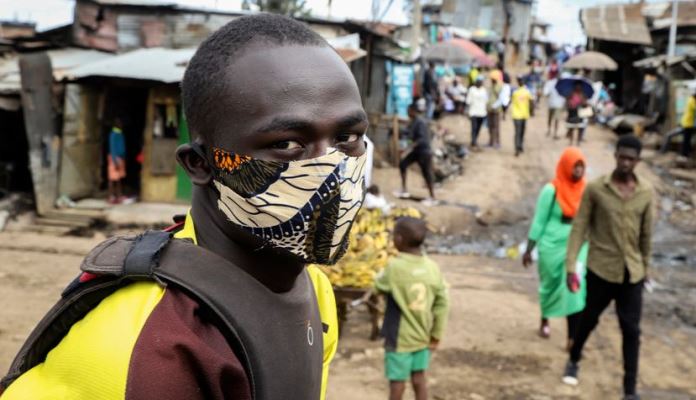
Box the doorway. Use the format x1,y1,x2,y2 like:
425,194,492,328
101,85,148,198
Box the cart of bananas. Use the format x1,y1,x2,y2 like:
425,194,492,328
314,206,423,289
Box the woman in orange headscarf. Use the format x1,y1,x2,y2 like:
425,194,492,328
522,147,589,349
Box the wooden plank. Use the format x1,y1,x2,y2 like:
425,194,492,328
669,168,696,182
391,114,400,166
22,225,73,235
34,217,91,228
19,52,59,215
43,210,99,223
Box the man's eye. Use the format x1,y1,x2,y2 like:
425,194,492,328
271,140,303,150
336,133,361,143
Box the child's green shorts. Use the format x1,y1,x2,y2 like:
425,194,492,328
384,348,431,381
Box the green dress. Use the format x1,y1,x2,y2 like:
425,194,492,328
528,184,588,318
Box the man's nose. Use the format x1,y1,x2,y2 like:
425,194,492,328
306,140,332,159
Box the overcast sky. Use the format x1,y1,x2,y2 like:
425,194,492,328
0,0,672,45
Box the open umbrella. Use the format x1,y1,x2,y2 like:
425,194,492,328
471,28,500,43
563,51,618,70
422,42,473,65
555,77,595,99
450,38,495,67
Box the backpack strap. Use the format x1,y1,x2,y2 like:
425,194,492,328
122,231,171,278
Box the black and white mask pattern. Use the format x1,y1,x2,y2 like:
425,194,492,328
209,145,366,265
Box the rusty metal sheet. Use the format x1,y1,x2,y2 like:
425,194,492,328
74,2,119,51
19,52,59,215
581,3,652,45
141,20,166,47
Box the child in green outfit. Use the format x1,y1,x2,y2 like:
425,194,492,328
374,217,450,400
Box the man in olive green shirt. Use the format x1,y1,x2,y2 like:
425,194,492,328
374,217,449,400
563,135,653,400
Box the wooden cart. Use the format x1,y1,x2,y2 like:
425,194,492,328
333,287,382,341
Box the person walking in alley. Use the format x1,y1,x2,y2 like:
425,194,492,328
544,74,565,139
423,62,438,119
562,135,653,400
1,14,363,400
523,147,588,348
397,103,436,205
511,76,533,156
374,217,449,400
466,77,488,150
660,87,695,157
487,75,503,148
107,118,126,204
499,73,512,121
565,82,589,146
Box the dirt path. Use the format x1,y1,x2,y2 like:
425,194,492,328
0,105,694,398
330,107,696,399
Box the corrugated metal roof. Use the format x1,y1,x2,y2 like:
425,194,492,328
64,47,196,83
648,1,696,30
580,3,652,45
0,48,114,94
633,52,696,68
88,0,178,6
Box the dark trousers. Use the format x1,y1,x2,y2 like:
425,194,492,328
487,110,500,146
513,119,526,152
471,116,485,146
566,311,581,340
570,269,643,395
661,126,694,156
399,150,433,185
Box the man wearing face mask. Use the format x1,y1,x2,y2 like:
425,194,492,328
0,14,366,400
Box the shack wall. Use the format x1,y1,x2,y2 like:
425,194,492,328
59,83,103,199
351,54,389,116
73,1,240,52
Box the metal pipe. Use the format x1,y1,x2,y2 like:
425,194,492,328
667,0,678,58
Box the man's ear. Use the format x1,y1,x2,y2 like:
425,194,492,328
176,143,212,186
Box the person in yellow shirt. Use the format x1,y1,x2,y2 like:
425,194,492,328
661,89,695,157
511,76,533,157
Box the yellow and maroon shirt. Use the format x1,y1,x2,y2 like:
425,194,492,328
1,213,338,400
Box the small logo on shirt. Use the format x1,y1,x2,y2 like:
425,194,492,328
307,321,314,346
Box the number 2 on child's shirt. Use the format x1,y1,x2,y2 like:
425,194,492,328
408,283,427,311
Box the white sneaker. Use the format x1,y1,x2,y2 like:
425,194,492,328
393,190,410,199
421,198,438,207
562,361,579,386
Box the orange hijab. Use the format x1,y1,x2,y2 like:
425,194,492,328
552,147,587,218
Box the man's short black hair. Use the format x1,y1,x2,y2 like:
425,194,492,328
395,217,427,248
616,134,642,155
181,13,329,140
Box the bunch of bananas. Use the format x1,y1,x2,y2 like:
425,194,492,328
314,207,424,289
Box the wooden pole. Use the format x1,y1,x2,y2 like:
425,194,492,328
391,114,399,166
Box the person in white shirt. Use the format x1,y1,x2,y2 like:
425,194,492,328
499,74,512,120
466,77,488,149
544,77,566,139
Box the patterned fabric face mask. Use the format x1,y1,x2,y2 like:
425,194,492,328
194,144,367,265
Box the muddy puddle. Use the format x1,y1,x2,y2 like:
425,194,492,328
427,212,696,329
